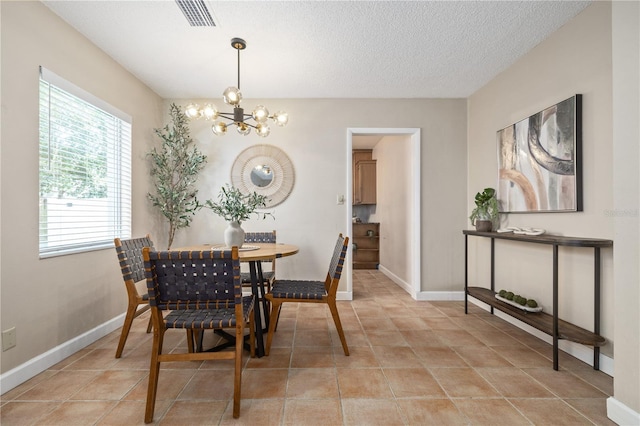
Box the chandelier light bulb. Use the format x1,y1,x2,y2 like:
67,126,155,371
273,111,289,127
252,105,269,123
236,122,251,135
185,103,201,119
211,121,227,135
256,123,271,138
201,104,218,120
223,87,242,106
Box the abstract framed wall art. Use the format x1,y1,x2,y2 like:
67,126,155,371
497,95,582,213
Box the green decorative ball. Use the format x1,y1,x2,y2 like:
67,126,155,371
505,291,514,300
526,299,538,308
498,289,507,297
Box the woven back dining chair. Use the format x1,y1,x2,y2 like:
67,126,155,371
241,230,277,287
142,247,255,422
113,235,154,358
265,233,350,356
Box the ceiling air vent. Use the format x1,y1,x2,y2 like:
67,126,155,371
175,0,216,27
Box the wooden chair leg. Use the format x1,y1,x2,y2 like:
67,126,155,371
233,323,243,418
145,326,164,423
265,300,282,356
146,315,152,333
115,301,138,358
273,303,283,332
328,299,349,356
186,330,195,353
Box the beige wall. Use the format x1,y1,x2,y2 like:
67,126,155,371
166,98,468,294
5,1,635,416
0,1,163,373
612,0,640,416
466,8,640,417
466,2,640,418
468,1,614,352
372,136,412,283
0,1,467,379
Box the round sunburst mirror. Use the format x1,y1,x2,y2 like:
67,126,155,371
231,144,295,208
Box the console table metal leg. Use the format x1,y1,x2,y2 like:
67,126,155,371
553,244,559,371
464,235,468,314
490,238,495,315
594,247,601,370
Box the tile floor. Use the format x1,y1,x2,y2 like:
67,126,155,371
1,270,615,425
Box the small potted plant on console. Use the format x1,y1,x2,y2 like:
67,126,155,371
469,187,499,232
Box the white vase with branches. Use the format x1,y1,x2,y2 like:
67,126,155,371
205,184,273,248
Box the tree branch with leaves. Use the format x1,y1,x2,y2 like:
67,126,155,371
148,103,207,249
205,184,273,224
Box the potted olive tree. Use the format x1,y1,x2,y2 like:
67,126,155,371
148,103,207,249
205,184,273,248
469,187,499,232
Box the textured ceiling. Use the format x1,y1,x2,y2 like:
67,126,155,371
42,0,591,99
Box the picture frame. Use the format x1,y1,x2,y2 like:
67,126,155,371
497,94,582,213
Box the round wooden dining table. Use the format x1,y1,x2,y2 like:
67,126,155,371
174,243,299,357
177,242,298,261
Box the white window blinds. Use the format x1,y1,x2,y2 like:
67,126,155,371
39,67,132,258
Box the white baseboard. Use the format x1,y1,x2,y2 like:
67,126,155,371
468,297,614,377
339,264,413,300
345,267,490,301
0,313,125,395
607,397,640,426
378,265,414,295
377,266,467,301
336,291,352,301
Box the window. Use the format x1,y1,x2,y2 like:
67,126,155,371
39,67,131,258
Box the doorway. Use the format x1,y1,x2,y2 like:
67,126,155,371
343,128,421,300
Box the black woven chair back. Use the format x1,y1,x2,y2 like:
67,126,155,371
243,230,277,281
116,235,154,284
144,249,241,310
244,231,276,244
328,234,349,281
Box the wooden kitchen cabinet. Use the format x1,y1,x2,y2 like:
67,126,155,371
353,149,376,205
352,223,379,269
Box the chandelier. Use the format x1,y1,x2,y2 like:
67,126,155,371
184,38,288,137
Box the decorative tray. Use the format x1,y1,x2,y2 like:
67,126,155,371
496,227,545,236
495,294,543,312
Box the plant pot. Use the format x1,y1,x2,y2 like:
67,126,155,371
475,219,493,232
224,221,245,248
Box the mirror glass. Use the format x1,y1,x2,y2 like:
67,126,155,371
250,165,273,187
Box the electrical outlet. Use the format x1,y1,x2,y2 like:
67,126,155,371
337,194,345,205
2,327,16,351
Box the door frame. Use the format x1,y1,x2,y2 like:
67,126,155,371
342,128,421,300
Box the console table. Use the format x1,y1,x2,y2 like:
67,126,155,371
463,230,612,370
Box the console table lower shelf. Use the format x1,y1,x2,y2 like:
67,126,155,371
467,287,606,347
